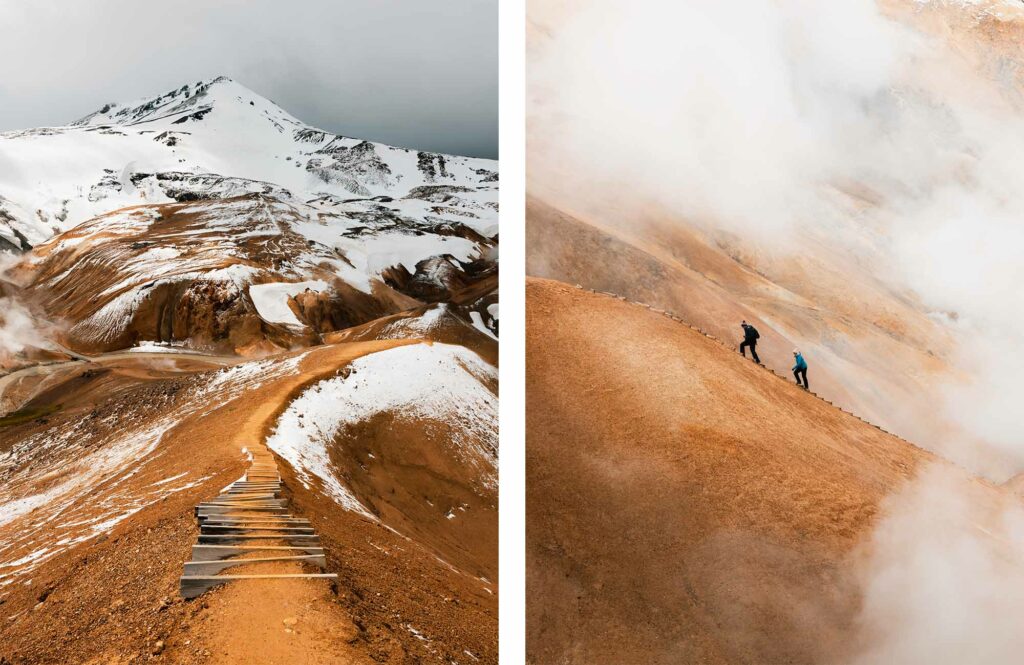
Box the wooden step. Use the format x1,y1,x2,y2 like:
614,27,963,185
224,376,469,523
202,498,287,506
200,523,309,529
200,522,311,529
183,554,326,576
197,534,320,545
200,518,310,525
199,506,291,512
202,497,286,503
198,512,292,520
210,496,285,504
195,504,288,514
190,545,324,561
180,574,337,599
200,525,315,534
198,515,304,522
199,503,288,509
200,514,307,521
197,532,319,540
197,509,290,518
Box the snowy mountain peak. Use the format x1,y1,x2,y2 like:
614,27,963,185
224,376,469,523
0,77,498,249
71,76,301,131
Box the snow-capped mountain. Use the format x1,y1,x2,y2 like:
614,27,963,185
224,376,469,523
0,77,498,354
0,76,497,248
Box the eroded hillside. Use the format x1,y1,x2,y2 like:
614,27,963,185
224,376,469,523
0,320,497,664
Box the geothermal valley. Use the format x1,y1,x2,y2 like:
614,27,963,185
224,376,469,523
528,0,1024,663
0,77,497,664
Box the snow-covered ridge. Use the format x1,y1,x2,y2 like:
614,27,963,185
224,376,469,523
0,76,498,248
266,342,498,517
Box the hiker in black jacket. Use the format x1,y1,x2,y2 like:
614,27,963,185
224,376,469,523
739,321,761,363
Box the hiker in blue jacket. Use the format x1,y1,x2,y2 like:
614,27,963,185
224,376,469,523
739,321,761,364
792,349,809,389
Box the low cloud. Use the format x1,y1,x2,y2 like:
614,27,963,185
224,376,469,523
0,0,497,158
847,464,1024,665
0,255,58,361
0,296,52,358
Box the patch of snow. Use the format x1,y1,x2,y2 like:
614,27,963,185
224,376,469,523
129,341,185,353
0,488,65,529
266,343,499,517
375,305,450,339
469,311,498,340
150,471,189,486
249,280,329,326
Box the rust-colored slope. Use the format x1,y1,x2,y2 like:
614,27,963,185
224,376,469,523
7,193,494,356
526,277,942,664
0,339,495,664
326,302,499,366
525,197,1000,471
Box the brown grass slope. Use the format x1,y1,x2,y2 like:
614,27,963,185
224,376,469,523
526,277,943,664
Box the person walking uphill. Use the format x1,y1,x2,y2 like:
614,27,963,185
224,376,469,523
739,321,760,364
793,349,809,389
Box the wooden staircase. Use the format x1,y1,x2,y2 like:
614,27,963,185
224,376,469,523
179,448,337,599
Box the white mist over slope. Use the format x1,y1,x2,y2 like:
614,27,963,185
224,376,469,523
0,298,48,357
531,0,1024,660
848,463,1024,664
530,0,1024,473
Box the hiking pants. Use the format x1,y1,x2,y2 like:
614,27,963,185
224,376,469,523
740,340,760,363
794,367,808,388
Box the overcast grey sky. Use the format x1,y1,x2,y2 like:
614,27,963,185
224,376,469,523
0,0,497,158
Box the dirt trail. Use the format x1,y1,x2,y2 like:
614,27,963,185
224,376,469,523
184,574,369,664
169,444,370,664
0,339,424,664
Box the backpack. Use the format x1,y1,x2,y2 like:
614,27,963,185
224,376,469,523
749,326,760,340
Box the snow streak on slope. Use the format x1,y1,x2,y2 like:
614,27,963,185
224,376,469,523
266,342,498,517
8,193,494,354
0,76,497,355
0,76,498,247
0,353,304,586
